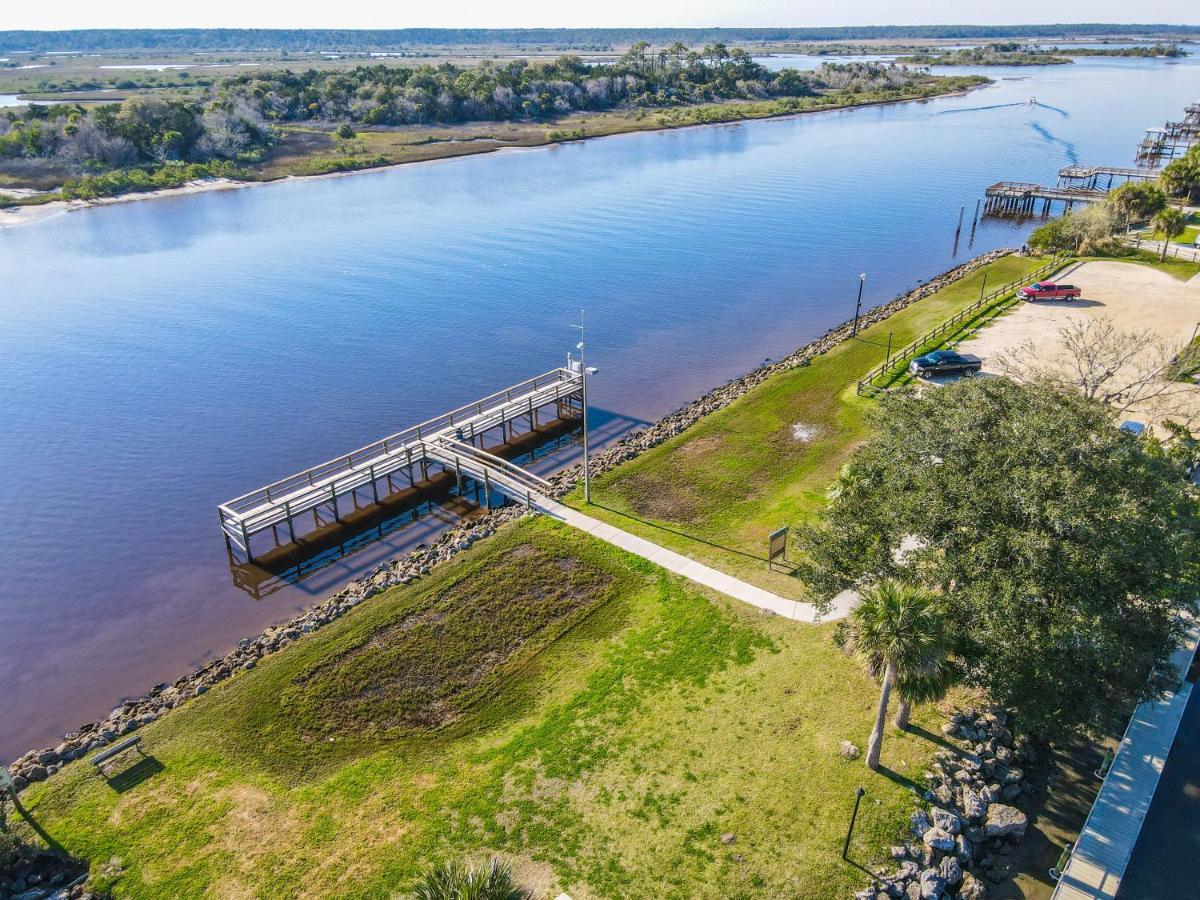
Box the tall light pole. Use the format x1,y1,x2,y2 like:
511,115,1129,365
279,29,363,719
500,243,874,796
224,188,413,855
852,273,867,337
573,309,598,504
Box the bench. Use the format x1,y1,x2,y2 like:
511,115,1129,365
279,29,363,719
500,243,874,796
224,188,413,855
89,735,143,772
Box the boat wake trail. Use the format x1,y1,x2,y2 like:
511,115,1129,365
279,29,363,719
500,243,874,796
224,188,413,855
1030,122,1079,164
1030,100,1069,118
935,102,1028,115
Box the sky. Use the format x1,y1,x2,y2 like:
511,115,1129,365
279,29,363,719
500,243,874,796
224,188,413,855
3,2,1199,32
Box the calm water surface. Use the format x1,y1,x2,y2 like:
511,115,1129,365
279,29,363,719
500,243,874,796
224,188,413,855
2,56,1197,758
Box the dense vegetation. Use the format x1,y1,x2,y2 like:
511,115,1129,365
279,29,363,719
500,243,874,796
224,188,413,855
2,25,1198,52
797,377,1200,738
1061,43,1188,57
901,43,1074,66
0,49,951,198
216,50,924,126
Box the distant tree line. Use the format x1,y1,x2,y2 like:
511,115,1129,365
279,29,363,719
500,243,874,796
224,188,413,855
1,25,1198,53
215,49,921,126
0,49,942,197
902,41,1188,65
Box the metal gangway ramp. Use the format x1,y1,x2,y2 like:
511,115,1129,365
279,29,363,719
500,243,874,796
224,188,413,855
218,366,582,559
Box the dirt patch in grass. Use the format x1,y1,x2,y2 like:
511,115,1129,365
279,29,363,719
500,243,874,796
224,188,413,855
620,468,705,522
616,434,728,522
285,543,612,734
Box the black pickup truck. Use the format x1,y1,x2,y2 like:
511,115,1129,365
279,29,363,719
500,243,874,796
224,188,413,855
908,350,983,378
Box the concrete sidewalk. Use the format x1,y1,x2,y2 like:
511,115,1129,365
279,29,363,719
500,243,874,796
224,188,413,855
540,498,854,623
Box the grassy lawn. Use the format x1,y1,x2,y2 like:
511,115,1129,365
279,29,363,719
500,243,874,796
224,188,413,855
572,254,1050,599
1137,225,1199,245
14,516,947,899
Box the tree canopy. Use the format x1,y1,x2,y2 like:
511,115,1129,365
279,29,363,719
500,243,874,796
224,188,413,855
797,377,1199,737
1161,145,1200,204
0,53,934,177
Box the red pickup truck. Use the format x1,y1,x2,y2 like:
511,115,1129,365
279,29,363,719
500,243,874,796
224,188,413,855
1017,281,1082,302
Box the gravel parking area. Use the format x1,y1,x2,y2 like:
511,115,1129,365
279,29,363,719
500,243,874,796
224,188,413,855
954,260,1200,430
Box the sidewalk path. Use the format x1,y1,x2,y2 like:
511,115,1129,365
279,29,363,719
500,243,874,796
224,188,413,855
1052,616,1200,900
540,498,855,623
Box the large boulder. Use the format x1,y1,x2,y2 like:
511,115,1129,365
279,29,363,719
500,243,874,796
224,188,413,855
954,834,974,863
984,804,1028,840
931,808,962,835
896,860,920,881
922,827,956,851
911,810,933,838
962,789,988,822
938,855,962,886
958,871,987,899
919,868,946,899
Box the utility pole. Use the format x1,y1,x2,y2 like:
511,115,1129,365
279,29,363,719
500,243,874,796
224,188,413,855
852,273,866,337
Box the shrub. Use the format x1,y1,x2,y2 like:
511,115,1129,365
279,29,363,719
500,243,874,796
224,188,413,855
59,160,243,200
409,859,529,900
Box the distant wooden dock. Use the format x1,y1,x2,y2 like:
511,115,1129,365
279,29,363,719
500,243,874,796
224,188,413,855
1056,165,1158,190
984,181,1105,216
983,98,1198,213
1135,100,1199,166
218,366,583,560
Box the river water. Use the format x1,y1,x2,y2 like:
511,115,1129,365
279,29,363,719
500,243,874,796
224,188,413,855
1,55,1197,759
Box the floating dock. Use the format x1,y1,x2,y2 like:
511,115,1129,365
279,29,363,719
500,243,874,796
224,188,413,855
218,366,583,560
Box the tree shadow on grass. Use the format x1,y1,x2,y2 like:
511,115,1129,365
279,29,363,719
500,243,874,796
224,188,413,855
875,764,925,796
590,501,768,563
906,723,969,757
10,794,63,852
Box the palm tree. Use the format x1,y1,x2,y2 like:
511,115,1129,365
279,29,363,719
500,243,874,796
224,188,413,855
835,579,953,769
410,859,529,900
1152,207,1187,261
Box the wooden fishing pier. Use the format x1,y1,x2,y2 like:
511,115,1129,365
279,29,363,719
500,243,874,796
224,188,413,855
218,366,583,560
984,181,1105,216
1056,165,1158,190
982,99,1198,213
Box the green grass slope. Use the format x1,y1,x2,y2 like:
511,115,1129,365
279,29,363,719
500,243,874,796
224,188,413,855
16,517,945,898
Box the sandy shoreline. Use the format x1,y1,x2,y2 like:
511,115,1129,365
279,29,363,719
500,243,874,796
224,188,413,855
0,82,984,229
0,177,257,227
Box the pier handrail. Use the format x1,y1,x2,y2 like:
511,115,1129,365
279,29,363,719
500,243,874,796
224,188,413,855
855,253,1071,396
426,437,553,491
221,366,579,514
987,181,1042,193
